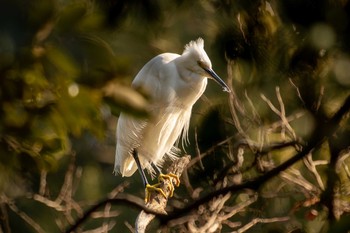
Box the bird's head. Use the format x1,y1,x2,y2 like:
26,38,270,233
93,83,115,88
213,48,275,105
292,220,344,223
182,38,230,92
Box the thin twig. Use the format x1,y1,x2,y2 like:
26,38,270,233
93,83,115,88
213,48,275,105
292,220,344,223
194,127,205,170
39,170,47,196
303,153,326,190
232,216,290,233
65,193,165,233
281,169,318,194
3,196,45,233
0,202,11,233
316,85,325,111
276,86,297,140
188,137,233,168
226,60,246,136
244,90,261,125
261,88,297,141
289,78,305,106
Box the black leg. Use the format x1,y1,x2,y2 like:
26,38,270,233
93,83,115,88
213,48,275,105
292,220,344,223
132,149,149,187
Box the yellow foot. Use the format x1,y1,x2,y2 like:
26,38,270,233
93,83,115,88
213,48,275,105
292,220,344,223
145,183,166,203
158,173,180,198
144,173,181,203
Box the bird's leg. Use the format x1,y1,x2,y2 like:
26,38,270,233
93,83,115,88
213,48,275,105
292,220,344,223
151,162,180,198
132,150,166,203
132,149,149,187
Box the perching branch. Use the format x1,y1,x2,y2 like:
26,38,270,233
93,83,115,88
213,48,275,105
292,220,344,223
135,155,191,233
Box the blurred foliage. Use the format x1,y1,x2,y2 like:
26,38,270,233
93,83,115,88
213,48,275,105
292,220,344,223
0,0,151,190
0,0,350,232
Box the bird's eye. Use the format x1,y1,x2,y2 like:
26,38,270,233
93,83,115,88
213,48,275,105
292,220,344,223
197,60,206,69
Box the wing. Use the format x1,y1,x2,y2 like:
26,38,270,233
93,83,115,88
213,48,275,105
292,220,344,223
114,112,147,176
132,53,180,101
114,53,180,176
159,106,192,160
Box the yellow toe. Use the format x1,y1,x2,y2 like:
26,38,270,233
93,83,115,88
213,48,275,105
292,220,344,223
159,173,180,186
145,183,166,203
158,173,180,197
144,173,181,202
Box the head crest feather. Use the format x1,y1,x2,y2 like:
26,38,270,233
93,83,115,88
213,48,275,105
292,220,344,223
183,38,204,54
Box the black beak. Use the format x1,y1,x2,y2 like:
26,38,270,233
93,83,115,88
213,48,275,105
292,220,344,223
203,67,231,92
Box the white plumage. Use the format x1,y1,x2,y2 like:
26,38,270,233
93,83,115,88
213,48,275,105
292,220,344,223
114,38,229,177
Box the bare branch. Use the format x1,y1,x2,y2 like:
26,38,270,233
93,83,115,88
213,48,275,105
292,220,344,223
188,137,233,168
232,216,290,233
194,127,205,170
38,170,47,196
275,86,297,141
0,202,11,233
244,90,262,125
281,169,319,194
303,153,326,190
261,88,297,141
2,195,45,233
33,194,67,212
316,85,325,111
226,60,246,136
82,221,116,233
289,78,305,106
108,181,130,199
336,149,350,177
65,193,165,233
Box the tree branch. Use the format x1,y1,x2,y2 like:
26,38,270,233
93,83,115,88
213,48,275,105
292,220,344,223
135,155,191,233
65,156,190,233
65,193,166,233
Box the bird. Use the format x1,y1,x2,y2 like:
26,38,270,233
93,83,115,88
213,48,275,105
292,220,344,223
114,38,230,202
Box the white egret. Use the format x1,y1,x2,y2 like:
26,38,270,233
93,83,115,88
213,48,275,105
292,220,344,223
114,38,230,202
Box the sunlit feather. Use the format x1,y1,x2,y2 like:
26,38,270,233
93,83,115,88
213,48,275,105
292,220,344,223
114,38,230,177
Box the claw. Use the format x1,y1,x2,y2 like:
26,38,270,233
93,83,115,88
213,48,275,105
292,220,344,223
144,173,181,203
145,183,167,203
158,173,180,197
159,173,180,186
